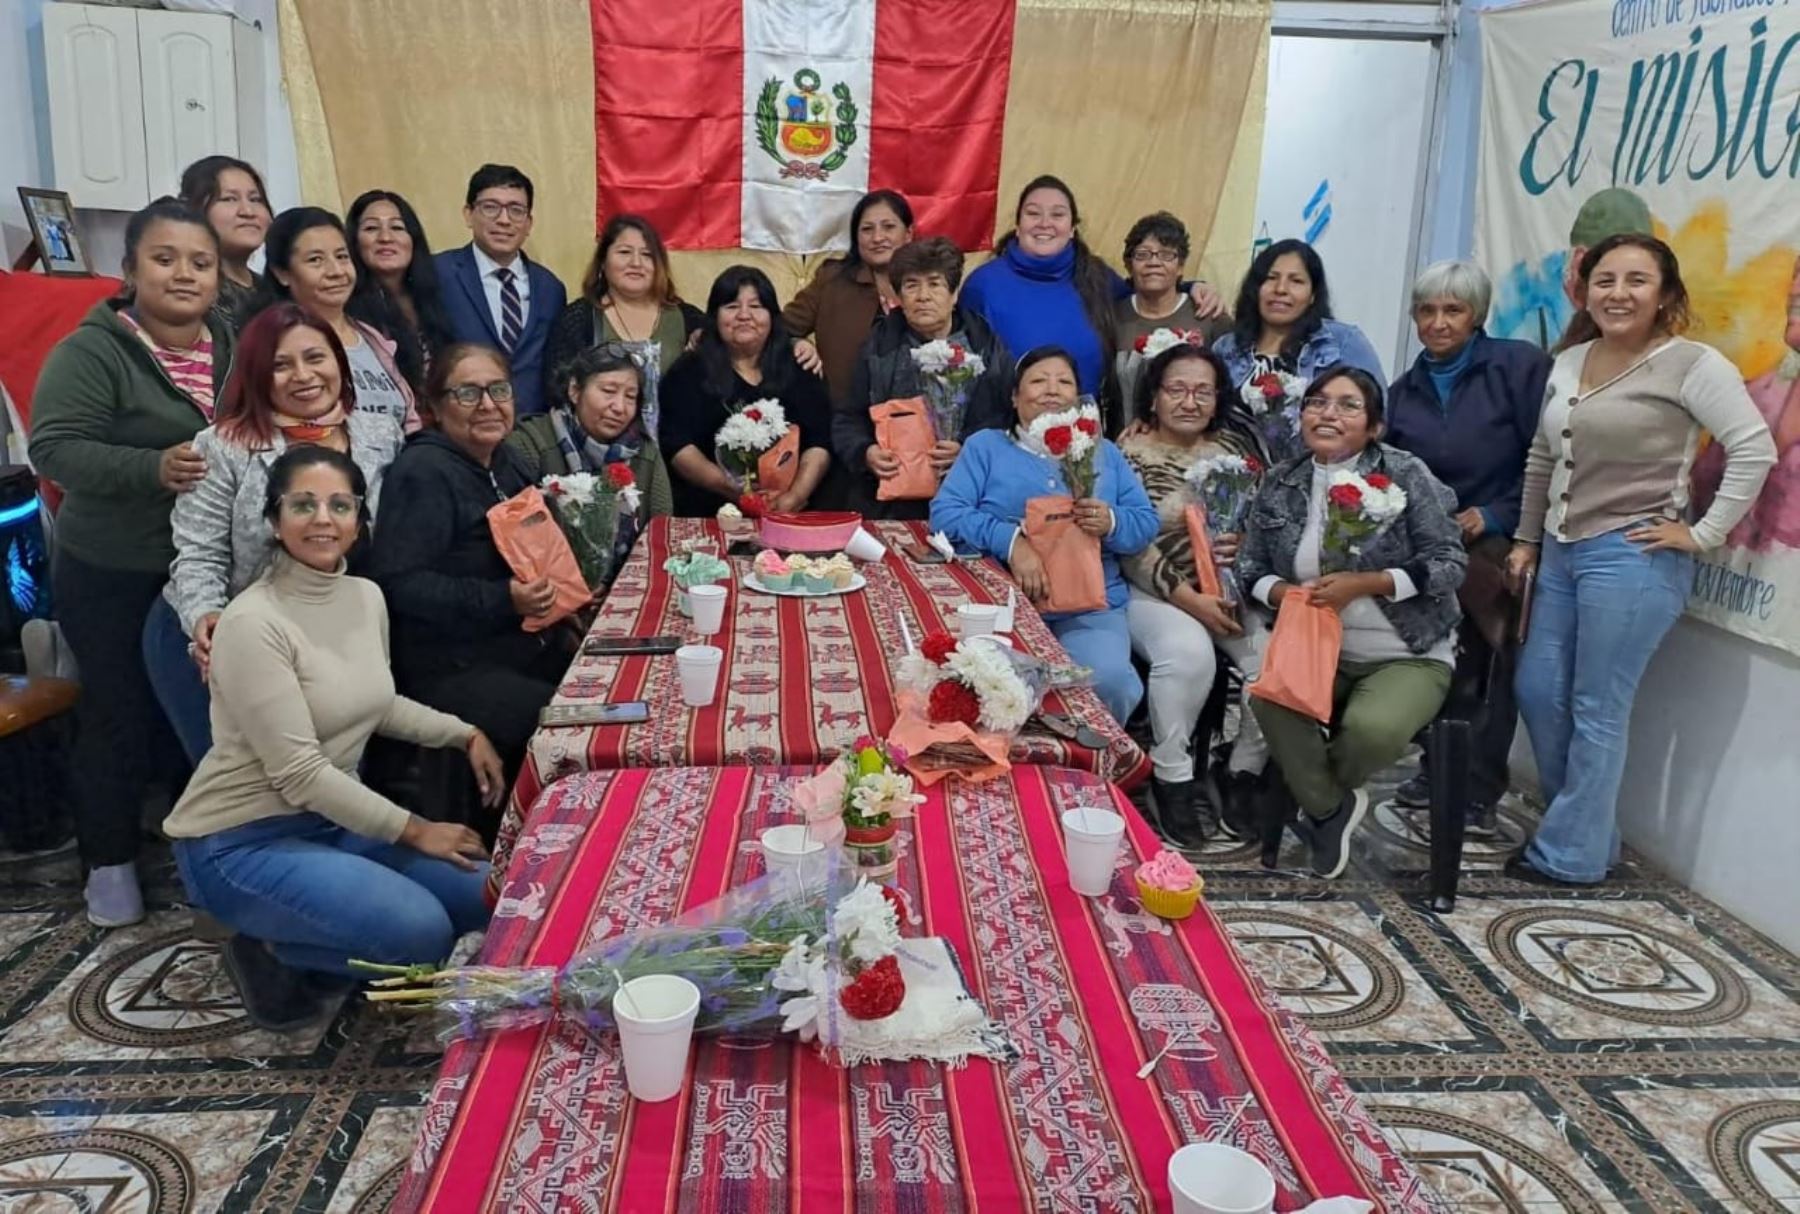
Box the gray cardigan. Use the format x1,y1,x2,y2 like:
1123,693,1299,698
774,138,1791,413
1236,443,1467,654
162,413,405,635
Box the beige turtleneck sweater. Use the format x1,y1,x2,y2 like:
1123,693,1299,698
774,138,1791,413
163,552,473,843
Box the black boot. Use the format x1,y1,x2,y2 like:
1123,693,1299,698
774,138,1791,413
1218,768,1265,841
221,935,323,1033
1151,778,1207,849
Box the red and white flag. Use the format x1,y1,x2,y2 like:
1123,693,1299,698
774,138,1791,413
592,0,1016,254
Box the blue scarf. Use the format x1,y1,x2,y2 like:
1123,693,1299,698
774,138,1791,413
1423,331,1481,406
1002,240,1077,283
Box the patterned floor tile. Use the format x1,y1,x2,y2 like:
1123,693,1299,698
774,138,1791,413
0,1108,276,1212
325,1103,422,1214
1608,1084,1800,1213
0,911,52,961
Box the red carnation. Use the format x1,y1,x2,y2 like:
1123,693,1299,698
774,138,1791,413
1044,426,1073,457
1327,483,1364,511
921,631,958,665
948,345,967,368
545,482,564,497
880,885,907,924
745,408,763,422
739,492,768,518
1255,373,1285,401
927,680,981,726
839,954,906,1020
1245,456,1263,475
1075,416,1099,438
1134,334,1150,354
605,463,636,489
1365,473,1393,490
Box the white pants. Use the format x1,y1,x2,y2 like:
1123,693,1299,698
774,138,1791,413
1126,587,1269,783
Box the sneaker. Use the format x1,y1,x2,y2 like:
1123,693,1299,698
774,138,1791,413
1465,802,1499,839
84,863,145,928
1307,790,1369,879
1392,772,1431,808
221,935,323,1033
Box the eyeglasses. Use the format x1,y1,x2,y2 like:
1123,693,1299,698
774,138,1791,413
1158,383,1217,403
472,200,530,222
1129,249,1181,266
1300,395,1368,416
279,492,362,519
440,381,516,408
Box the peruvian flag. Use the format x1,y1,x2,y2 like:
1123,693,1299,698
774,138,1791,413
592,0,1016,254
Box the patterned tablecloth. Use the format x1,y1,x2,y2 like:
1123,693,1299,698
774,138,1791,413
401,766,1436,1214
489,517,1151,894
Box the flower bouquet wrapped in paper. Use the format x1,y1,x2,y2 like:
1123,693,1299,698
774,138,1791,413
1182,451,1262,606
1020,398,1104,497
888,632,1082,784
542,467,642,591
909,339,986,441
716,397,799,504
1241,369,1309,464
1322,469,1407,569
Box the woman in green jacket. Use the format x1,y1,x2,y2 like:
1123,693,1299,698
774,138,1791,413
31,198,237,928
507,342,672,580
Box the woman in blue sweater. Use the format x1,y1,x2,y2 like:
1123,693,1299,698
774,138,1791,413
960,176,1220,432
931,347,1159,724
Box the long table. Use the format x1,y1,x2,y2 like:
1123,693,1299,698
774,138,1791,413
490,518,1151,894
402,766,1435,1213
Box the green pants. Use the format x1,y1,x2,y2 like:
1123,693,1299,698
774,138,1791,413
1251,658,1452,819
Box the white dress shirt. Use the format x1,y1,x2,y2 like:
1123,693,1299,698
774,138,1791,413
471,244,531,341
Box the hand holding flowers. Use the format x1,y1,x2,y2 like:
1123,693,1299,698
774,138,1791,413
1019,398,1104,497
1321,470,1407,570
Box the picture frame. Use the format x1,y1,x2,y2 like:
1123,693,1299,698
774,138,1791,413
16,187,94,277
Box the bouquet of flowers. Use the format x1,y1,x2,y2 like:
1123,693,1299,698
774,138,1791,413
1133,326,1207,358
1020,398,1104,497
792,736,924,877
715,398,788,507
542,467,641,591
886,632,1083,781
1241,369,1309,463
1322,470,1407,569
1183,452,1263,606
909,339,986,441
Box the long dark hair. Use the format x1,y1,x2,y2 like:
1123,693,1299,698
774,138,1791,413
695,266,794,399
261,444,371,537
1230,239,1333,361
837,189,914,282
1555,232,1691,353
345,190,452,389
582,214,681,308
217,303,357,450
996,175,1116,358
258,207,349,313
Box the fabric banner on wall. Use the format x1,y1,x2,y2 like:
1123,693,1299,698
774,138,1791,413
1477,0,1800,656
592,0,1015,254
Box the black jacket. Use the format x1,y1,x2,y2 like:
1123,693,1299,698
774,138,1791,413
833,307,1013,518
369,429,547,681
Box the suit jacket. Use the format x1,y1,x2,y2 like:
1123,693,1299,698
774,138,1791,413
434,245,568,416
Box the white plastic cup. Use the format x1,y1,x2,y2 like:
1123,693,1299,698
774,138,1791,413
1060,806,1125,896
957,602,1001,640
1167,1143,1276,1214
688,583,728,636
845,527,887,563
675,644,723,707
613,974,701,1103
760,824,827,884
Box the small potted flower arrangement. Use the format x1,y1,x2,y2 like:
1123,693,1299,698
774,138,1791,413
793,736,923,878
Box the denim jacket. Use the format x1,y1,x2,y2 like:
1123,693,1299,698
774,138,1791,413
1236,443,1466,654
1213,318,1387,391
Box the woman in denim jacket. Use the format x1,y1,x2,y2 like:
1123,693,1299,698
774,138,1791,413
1237,366,1466,878
1212,240,1386,465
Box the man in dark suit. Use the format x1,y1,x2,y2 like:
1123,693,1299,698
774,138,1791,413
435,164,567,415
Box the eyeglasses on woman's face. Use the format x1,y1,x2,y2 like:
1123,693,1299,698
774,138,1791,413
279,492,362,519
440,381,516,408
1300,394,1367,415
1130,248,1181,267
1158,382,1217,403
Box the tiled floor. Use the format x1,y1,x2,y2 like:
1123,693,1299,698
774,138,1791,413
0,755,1795,1212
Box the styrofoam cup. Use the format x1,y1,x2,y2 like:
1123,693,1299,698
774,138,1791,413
760,824,827,885
845,527,886,562
613,974,700,1102
675,644,723,707
1167,1143,1276,1214
957,602,1001,639
688,583,727,636
1060,806,1125,896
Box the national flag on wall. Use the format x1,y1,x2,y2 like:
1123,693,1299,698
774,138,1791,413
592,0,1016,254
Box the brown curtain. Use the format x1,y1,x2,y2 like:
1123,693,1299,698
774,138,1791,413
281,0,1270,307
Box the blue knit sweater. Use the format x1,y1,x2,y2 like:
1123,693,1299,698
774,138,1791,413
929,428,1158,618
961,244,1127,396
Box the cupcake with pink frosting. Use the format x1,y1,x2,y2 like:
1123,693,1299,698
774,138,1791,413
1135,849,1203,919
753,550,794,590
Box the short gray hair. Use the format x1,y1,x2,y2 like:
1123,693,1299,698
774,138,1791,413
1411,260,1492,326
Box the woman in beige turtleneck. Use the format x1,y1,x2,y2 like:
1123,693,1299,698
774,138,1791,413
165,445,505,1032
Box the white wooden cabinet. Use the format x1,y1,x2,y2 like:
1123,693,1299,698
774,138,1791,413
44,3,267,211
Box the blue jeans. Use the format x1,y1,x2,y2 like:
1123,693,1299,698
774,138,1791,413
173,815,492,976
142,595,212,765
1514,531,1690,883
1049,605,1143,725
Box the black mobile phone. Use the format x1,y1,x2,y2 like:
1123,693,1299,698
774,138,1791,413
726,539,761,557
581,635,681,657
902,541,948,564
1515,570,1535,644
539,701,651,727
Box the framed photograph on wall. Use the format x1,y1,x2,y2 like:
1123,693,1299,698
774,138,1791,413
16,188,94,277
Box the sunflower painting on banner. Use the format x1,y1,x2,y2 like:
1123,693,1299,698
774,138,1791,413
591,0,1018,254
1476,0,1800,657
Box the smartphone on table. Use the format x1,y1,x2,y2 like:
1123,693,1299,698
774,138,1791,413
539,701,651,727
581,635,681,658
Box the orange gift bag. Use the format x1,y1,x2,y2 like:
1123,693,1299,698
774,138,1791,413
486,488,590,633
756,424,801,495
1247,593,1342,722
1183,503,1224,598
871,397,938,501
1023,494,1107,615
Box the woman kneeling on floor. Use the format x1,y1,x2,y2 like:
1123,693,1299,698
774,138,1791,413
164,446,504,1031
1238,366,1466,878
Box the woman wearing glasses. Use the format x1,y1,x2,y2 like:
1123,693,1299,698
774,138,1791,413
1113,213,1231,411
145,304,406,763
165,445,501,1031
370,344,567,803
1238,366,1466,879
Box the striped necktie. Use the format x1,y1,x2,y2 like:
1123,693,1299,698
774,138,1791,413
497,265,524,352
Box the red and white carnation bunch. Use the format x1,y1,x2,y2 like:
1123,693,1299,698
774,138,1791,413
1322,470,1407,567
1020,400,1104,497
